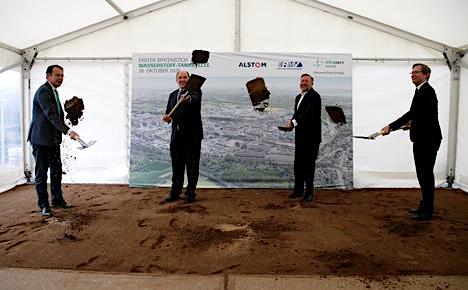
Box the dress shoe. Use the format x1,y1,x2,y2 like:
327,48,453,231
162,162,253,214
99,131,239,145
41,207,52,217
164,195,179,203
408,207,422,214
53,201,71,209
411,212,432,221
184,194,196,204
303,193,314,203
289,191,303,199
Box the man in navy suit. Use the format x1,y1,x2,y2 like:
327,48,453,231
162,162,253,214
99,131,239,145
283,73,322,202
162,70,203,203
28,65,79,217
381,63,442,221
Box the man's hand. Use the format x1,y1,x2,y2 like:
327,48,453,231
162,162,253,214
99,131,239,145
381,125,391,136
284,120,294,129
69,131,80,140
180,94,191,104
162,114,172,123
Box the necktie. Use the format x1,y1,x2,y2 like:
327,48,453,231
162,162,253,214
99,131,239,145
177,89,184,101
53,89,61,113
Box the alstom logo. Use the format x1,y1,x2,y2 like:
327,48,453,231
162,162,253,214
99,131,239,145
278,61,303,69
239,62,267,68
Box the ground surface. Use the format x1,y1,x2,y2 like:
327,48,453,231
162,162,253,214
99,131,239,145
0,185,467,278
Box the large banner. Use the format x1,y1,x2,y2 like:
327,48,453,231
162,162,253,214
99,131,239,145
130,53,352,188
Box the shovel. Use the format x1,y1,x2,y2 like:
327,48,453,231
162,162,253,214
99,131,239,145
77,138,97,150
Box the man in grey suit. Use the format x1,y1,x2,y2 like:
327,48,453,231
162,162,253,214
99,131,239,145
28,65,79,217
283,73,322,203
162,70,203,203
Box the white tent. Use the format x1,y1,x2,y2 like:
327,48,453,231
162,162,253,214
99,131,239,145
1,0,467,193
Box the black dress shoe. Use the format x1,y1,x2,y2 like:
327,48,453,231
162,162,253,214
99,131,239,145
41,207,53,217
408,207,422,214
184,194,196,204
289,191,303,199
303,193,313,203
411,212,432,221
53,201,71,209
165,195,179,203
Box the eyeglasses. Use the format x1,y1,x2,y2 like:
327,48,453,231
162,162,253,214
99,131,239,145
410,70,423,75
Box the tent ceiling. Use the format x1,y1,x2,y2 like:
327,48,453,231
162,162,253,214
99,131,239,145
318,0,468,49
0,0,116,49
0,0,467,53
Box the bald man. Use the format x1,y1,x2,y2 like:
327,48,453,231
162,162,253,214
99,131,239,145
162,70,203,203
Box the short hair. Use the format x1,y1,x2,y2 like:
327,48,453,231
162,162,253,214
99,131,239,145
46,64,63,75
301,73,314,81
176,70,190,79
412,63,431,80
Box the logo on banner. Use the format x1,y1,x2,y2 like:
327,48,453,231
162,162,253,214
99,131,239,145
278,61,303,70
239,61,267,68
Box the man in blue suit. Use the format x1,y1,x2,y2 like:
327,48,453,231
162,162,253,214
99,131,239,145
283,73,322,203
28,65,80,217
381,63,442,221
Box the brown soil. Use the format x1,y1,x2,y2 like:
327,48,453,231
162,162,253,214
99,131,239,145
0,185,467,277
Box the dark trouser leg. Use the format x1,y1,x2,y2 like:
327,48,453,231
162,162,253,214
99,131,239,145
185,139,201,195
49,145,64,205
304,142,320,194
294,141,305,194
413,141,441,214
32,144,50,209
170,137,185,197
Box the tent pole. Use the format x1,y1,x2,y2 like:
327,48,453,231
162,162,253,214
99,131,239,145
444,47,463,188
0,42,23,55
20,48,38,182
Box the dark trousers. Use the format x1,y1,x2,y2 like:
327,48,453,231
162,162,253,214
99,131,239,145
170,136,202,197
32,144,64,209
413,140,441,214
294,140,320,194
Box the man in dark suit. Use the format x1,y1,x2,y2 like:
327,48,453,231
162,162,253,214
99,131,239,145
28,65,80,217
283,73,322,202
162,70,203,203
381,63,442,221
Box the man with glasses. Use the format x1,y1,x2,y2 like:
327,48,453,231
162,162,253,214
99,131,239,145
381,63,442,221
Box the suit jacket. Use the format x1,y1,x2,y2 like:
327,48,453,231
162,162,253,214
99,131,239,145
292,88,322,144
165,88,203,142
27,82,70,146
389,82,442,144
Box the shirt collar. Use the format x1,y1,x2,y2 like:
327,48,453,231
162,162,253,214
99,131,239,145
48,81,57,91
416,81,427,90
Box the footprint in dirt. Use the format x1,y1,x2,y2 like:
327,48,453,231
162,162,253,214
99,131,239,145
76,255,99,268
157,204,208,215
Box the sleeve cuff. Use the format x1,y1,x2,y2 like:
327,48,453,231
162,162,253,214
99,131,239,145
292,119,297,127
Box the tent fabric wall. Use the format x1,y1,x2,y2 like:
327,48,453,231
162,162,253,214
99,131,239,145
353,61,450,187
29,61,129,184
0,66,24,193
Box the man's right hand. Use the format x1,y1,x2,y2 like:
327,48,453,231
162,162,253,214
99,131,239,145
69,131,79,140
380,125,391,136
162,115,172,123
